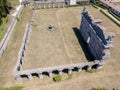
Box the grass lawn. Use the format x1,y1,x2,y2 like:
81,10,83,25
0,86,23,90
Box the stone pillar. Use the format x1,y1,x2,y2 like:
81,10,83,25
62,3,64,8
59,71,62,75
53,3,55,8
44,4,46,9
49,72,52,77
39,4,41,9
58,3,59,8
49,4,50,9
87,65,91,70
15,75,23,82
78,68,82,72
97,64,103,69
38,73,43,79
28,74,33,80
68,69,72,74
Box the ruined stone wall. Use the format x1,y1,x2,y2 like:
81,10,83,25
79,8,115,60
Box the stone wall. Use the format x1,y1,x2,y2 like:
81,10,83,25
79,8,115,60
0,5,24,57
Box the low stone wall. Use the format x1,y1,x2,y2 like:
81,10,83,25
21,0,69,9
0,5,24,57
14,60,105,82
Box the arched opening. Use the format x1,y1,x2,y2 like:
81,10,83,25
20,60,22,65
92,64,99,69
42,71,49,77
52,70,59,74
31,73,39,78
17,66,21,71
20,74,28,79
72,67,78,72
82,65,90,70
62,69,69,73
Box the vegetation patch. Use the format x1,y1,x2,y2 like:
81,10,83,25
100,10,120,27
90,87,107,90
93,0,108,9
53,75,62,82
91,3,98,9
108,9,120,21
86,69,96,73
0,86,24,90
66,74,72,80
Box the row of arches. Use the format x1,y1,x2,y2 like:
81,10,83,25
15,63,102,82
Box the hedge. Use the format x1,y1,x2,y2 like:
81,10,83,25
100,10,120,27
108,9,120,21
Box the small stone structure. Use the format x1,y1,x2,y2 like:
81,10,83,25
13,8,115,82
48,24,55,31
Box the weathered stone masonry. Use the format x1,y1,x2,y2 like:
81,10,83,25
80,8,115,60
13,8,115,82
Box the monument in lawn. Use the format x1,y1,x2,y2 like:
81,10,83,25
79,7,115,61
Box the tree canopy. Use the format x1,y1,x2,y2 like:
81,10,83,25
0,0,11,24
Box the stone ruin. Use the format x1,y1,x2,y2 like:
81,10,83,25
79,7,115,61
21,0,69,9
48,24,55,31
13,8,115,82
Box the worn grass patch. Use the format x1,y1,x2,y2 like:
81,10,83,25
0,86,24,90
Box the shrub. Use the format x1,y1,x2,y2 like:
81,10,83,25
53,75,62,82
91,87,107,90
91,4,98,9
86,69,95,73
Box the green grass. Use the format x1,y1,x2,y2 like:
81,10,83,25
90,87,107,90
86,69,96,73
8,0,19,10
0,86,24,90
0,17,9,42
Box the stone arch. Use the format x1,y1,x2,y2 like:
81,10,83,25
20,59,23,65
72,67,79,72
82,65,90,70
20,74,28,79
42,71,49,76
62,68,69,73
92,64,100,69
52,70,59,74
31,73,39,78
